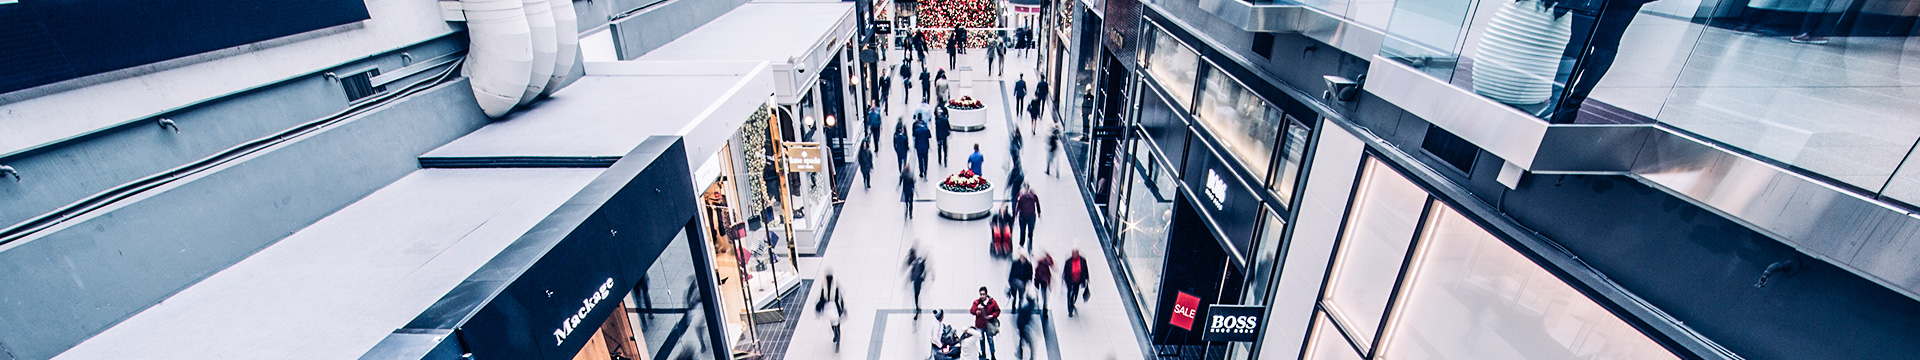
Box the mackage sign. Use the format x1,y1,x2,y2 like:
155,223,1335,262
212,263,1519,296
1200,304,1264,342
554,277,618,345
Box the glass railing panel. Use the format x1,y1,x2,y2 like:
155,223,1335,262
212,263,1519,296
1379,0,1480,80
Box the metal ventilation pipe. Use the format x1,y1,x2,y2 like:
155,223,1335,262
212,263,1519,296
518,0,558,104
461,0,535,117
545,0,580,95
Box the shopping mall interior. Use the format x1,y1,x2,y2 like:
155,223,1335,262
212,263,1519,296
0,0,1916,359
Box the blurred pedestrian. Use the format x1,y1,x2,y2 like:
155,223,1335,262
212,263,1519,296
1008,253,1033,308
902,63,916,103
1034,79,1050,127
956,26,970,54
900,168,917,218
857,141,874,189
878,72,893,111
893,119,911,169
906,247,932,319
935,70,951,104
1015,186,1041,250
1063,249,1089,317
1012,293,1037,360
920,66,933,101
935,104,952,166
1027,98,1042,125
867,106,884,149
986,38,1003,75
1033,252,1054,309
914,116,932,178
1045,121,1061,176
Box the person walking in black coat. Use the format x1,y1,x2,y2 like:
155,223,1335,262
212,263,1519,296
955,26,969,53
901,64,916,103
1013,75,1028,116
893,120,911,170
934,104,952,165
1032,80,1049,131
913,117,932,178
1027,98,1042,126
857,142,875,189
899,168,917,218
904,248,932,318
919,67,932,101
1008,253,1033,309
878,74,893,111
1062,249,1089,317
946,34,960,66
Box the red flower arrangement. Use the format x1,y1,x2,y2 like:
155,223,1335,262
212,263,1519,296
941,169,991,192
948,96,984,110
914,0,1000,48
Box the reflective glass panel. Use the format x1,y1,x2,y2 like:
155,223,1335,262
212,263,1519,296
1271,115,1311,206
1144,25,1200,108
1244,206,1288,306
1305,312,1367,360
1121,139,1177,321
1196,64,1280,179
1378,205,1681,360
1321,158,1429,348
634,230,718,359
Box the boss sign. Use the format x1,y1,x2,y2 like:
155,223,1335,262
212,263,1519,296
1201,304,1264,342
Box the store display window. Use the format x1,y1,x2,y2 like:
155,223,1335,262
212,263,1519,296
1375,205,1679,360
1142,24,1199,108
624,229,719,360
1320,159,1429,350
1118,138,1177,322
1195,63,1280,179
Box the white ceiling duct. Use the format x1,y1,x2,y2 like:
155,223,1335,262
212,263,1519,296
518,0,558,105
461,0,534,117
544,0,580,95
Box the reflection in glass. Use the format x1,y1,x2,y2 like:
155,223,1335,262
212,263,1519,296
1380,0,1476,78
1120,139,1178,321
633,230,717,359
1322,158,1430,348
1377,205,1679,360
1144,25,1200,108
1196,64,1281,178
1271,116,1311,206
1244,207,1288,306
1305,312,1367,360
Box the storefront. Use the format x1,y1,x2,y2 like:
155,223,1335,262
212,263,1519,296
692,104,807,352
364,139,730,360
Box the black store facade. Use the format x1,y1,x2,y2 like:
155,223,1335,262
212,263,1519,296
361,138,729,360
1095,4,1714,360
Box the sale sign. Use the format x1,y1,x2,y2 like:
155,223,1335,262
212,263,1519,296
1170,291,1201,330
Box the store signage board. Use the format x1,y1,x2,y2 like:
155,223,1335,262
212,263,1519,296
553,277,617,345
1170,291,1201,330
786,142,826,172
1201,305,1263,342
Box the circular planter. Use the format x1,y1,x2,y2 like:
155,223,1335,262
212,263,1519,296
949,106,988,132
936,183,994,220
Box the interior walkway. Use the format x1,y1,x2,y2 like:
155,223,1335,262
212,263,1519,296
780,47,1150,360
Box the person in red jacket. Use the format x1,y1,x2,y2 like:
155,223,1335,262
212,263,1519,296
1063,249,1089,317
970,286,1002,360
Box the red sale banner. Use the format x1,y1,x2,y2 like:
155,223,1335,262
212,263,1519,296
1170,291,1201,330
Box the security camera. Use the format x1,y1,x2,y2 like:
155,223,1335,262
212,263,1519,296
1323,75,1361,102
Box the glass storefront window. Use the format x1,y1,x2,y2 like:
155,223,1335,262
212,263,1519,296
1242,206,1287,306
1320,158,1429,350
1143,25,1199,108
1377,205,1680,360
1304,312,1366,360
1270,116,1311,206
1195,64,1280,179
1119,138,1177,321
631,230,718,359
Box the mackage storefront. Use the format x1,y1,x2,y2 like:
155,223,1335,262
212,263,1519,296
361,138,728,360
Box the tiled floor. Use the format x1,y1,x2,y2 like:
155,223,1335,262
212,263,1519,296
758,280,814,360
780,49,1150,360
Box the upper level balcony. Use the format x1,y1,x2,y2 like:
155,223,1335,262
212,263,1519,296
1199,0,1920,299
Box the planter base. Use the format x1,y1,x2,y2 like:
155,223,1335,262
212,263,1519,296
950,123,985,132
940,209,991,220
